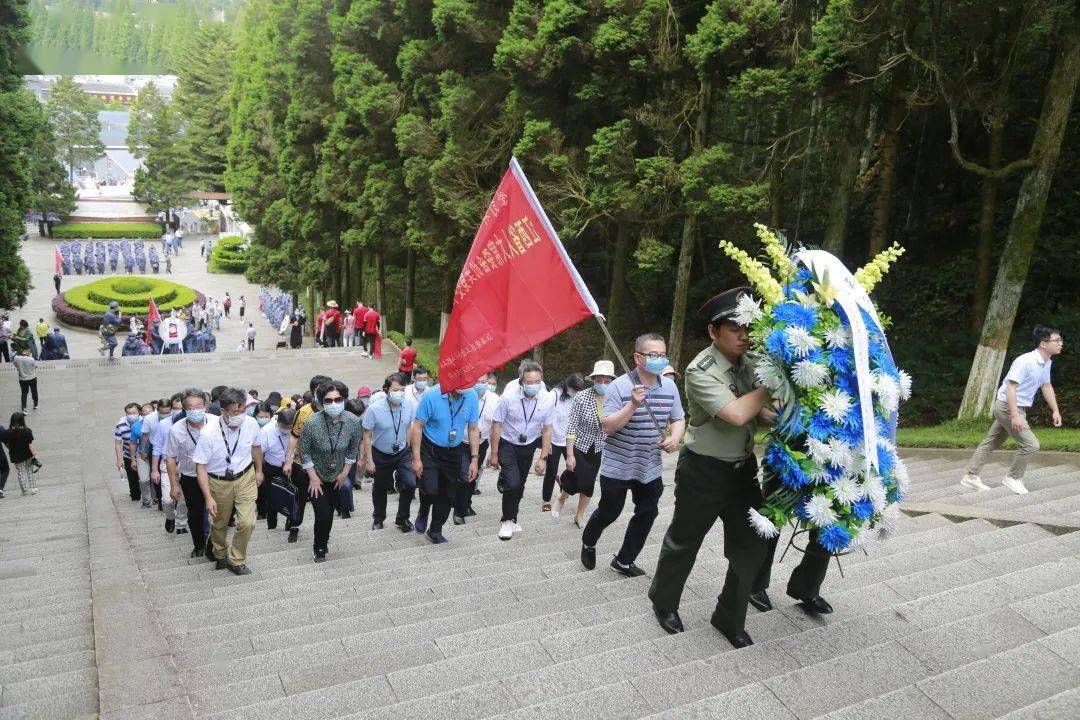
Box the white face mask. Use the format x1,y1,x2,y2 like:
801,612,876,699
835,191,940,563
226,414,244,428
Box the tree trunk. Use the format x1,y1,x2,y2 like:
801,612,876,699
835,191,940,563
973,118,1005,331
376,250,386,334
868,70,907,257
823,79,875,255
38,220,46,237
404,247,416,337
532,342,544,367
358,251,368,302
958,14,1080,419
333,230,343,304
605,224,631,359
669,78,711,371
438,268,453,343
306,285,315,338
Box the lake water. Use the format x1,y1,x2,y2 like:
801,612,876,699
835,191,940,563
17,44,163,76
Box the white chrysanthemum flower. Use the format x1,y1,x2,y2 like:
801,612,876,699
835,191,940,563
733,293,765,326
807,461,832,483
820,389,853,423
755,357,786,391
791,359,829,389
872,372,900,414
878,436,896,453
747,507,780,539
878,503,902,534
897,370,913,401
806,438,831,466
824,326,851,349
785,326,821,358
893,458,910,496
826,438,853,470
849,524,880,549
804,494,838,526
830,474,862,504
864,476,888,512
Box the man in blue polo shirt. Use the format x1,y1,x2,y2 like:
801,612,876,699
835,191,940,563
362,372,419,532
581,333,685,576
409,380,480,543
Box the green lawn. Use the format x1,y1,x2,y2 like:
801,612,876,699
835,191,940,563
53,222,161,239
385,332,440,374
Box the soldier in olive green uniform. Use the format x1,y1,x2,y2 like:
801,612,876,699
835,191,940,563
649,288,775,648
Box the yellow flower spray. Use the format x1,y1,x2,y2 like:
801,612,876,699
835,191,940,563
853,244,905,294
718,240,784,306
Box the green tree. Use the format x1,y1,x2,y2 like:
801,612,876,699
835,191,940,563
127,80,168,159
172,23,234,191
46,75,104,183
0,0,34,308
26,99,76,236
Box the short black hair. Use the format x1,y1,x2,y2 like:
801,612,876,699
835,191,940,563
180,388,207,406
345,398,366,416
218,387,247,411
124,402,141,413
210,385,227,401
255,401,275,416
276,407,297,426
634,333,666,352
156,397,172,410
317,379,349,402
170,392,183,403
248,389,259,398
405,337,413,346
383,372,410,393
557,373,586,399
412,365,431,378
266,391,282,408
309,374,332,392
1033,325,1062,344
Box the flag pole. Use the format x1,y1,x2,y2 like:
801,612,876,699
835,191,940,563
593,315,666,438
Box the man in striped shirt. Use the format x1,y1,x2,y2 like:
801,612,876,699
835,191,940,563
115,403,142,501
581,333,685,576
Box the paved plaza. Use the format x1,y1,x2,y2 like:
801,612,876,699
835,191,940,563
17,225,289,358
1,347,1079,719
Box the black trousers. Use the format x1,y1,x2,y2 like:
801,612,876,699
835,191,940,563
247,338,254,351
179,474,208,552
122,456,141,500
582,475,664,565
324,330,339,348
294,476,336,553
259,462,284,528
649,450,765,635
542,445,567,502
19,378,38,410
0,446,8,490
754,474,831,601
372,448,416,523
0,342,8,362
417,437,468,535
498,440,538,522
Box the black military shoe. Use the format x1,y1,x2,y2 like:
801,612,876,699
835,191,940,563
372,520,384,530
313,551,327,564
215,559,228,570
190,548,203,558
748,590,773,613
580,544,596,570
453,515,466,525
287,528,299,543
710,608,754,648
395,518,413,533
610,558,646,577
792,594,834,615
465,507,477,517
653,606,684,635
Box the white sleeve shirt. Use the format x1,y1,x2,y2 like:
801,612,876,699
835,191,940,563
192,415,263,475
477,390,498,441
996,350,1052,407
260,426,291,467
550,393,575,447
493,388,555,446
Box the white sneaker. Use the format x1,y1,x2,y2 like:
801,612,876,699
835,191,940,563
512,522,523,534
550,509,560,519
29,488,37,495
498,521,514,540
1002,476,1029,495
960,473,991,491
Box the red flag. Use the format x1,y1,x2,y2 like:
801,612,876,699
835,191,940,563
54,247,64,276
439,158,599,392
146,297,161,345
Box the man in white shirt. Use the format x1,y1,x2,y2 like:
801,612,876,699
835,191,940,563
963,325,1063,495
193,387,265,575
488,361,555,540
405,366,433,405
166,389,218,558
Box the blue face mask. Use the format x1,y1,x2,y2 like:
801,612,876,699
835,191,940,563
186,410,205,424
256,417,271,426
474,383,488,395
126,413,140,425
414,380,429,391
522,383,541,397
643,357,668,375
389,390,405,405
323,399,345,417
593,383,608,395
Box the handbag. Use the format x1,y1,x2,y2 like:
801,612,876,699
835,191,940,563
269,475,299,522
558,467,579,496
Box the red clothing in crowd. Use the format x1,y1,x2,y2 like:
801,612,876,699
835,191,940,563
399,346,417,373
323,308,342,333
315,311,326,335
363,309,380,334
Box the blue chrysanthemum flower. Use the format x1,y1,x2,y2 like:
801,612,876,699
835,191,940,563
836,372,859,397
777,404,808,440
843,403,863,430
830,347,854,375
783,281,807,298
817,523,852,553
805,348,825,365
794,501,811,521
825,464,845,481
765,328,793,363
764,444,794,473
877,444,895,475
887,487,902,503
772,302,819,330
781,462,811,490
836,422,863,448
852,498,874,521
795,266,813,284
808,411,837,441
859,306,882,337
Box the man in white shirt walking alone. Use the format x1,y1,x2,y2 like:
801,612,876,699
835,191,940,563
962,325,1064,495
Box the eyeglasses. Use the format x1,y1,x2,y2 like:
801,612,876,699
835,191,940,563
636,351,667,360
1047,338,1065,344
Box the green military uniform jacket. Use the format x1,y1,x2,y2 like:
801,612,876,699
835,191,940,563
684,344,758,462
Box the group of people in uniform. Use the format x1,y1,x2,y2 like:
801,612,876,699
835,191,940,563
110,286,842,648
57,239,178,276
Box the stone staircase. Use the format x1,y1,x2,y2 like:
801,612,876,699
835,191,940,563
1,353,1079,719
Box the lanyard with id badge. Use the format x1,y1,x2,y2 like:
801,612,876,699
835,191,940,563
218,417,241,480
446,394,465,444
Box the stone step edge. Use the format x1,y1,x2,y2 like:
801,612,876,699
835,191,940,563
902,501,1080,533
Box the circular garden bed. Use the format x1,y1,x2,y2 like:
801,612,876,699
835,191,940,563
52,276,206,330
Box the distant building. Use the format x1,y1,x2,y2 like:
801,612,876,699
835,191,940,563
24,74,178,104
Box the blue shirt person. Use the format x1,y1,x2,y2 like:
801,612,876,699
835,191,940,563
408,384,480,543
362,379,419,529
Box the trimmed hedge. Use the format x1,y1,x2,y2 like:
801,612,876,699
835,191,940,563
53,288,207,330
209,234,249,274
56,277,202,329
53,222,162,239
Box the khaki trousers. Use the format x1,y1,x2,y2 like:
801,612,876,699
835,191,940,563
968,400,1041,480
208,467,257,566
